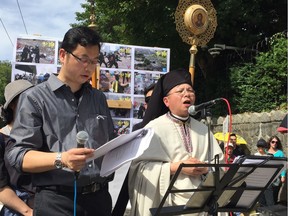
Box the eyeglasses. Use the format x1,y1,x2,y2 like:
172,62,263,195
144,96,151,104
271,140,279,144
66,51,99,66
167,88,195,96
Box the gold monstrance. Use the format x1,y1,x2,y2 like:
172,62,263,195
175,0,217,85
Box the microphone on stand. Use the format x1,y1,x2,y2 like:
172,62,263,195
75,131,89,178
188,98,221,116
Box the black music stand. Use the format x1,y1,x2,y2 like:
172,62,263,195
150,156,286,216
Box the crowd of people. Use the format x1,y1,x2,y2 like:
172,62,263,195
0,26,286,216
219,132,287,210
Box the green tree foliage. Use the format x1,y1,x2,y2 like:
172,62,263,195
0,61,12,106
72,0,287,114
229,34,287,113
213,0,287,47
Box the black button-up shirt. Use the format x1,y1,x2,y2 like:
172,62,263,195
7,74,115,187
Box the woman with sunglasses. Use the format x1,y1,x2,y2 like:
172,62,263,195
267,135,286,204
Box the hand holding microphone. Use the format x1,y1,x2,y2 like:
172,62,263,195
60,131,94,173
76,131,89,148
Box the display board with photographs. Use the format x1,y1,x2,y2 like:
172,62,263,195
11,35,170,133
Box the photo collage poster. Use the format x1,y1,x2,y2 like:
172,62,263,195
12,35,170,134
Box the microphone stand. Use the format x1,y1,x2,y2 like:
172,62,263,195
201,108,221,216
201,108,213,171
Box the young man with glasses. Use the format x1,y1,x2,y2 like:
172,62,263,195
7,26,115,216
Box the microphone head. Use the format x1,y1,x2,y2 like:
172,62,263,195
188,105,197,116
76,131,89,145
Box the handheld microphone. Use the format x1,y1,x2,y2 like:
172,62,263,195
76,131,89,148
75,131,89,179
188,98,221,116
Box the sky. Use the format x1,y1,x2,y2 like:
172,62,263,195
0,0,86,61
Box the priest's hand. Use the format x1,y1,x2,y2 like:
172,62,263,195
170,157,208,176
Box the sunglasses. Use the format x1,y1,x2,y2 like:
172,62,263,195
145,96,151,104
271,141,279,144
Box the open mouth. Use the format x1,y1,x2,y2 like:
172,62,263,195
183,100,191,107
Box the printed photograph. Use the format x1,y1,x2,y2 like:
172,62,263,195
99,70,131,94
100,43,132,69
57,41,62,65
133,96,145,119
113,119,131,135
134,47,169,72
134,71,162,95
15,38,56,64
12,63,56,85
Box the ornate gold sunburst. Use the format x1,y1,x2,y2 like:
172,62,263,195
175,0,217,47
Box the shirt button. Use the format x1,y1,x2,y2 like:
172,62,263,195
72,99,75,102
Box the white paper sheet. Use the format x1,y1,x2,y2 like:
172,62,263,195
109,162,131,208
86,128,149,162
100,128,154,176
85,128,154,177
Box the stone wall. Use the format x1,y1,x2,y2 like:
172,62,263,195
212,110,287,155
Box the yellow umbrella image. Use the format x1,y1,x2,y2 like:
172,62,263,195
213,132,247,145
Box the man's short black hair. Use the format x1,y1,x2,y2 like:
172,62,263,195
230,133,236,137
61,26,102,52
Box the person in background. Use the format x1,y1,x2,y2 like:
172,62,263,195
142,83,155,111
225,143,235,164
7,27,116,216
0,80,34,216
276,114,287,206
132,83,156,131
127,69,224,215
254,138,274,207
266,135,286,205
254,138,267,156
229,133,250,156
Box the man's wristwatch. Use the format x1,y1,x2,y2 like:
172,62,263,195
54,152,63,169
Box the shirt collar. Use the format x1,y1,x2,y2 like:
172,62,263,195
48,74,65,91
48,74,92,92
